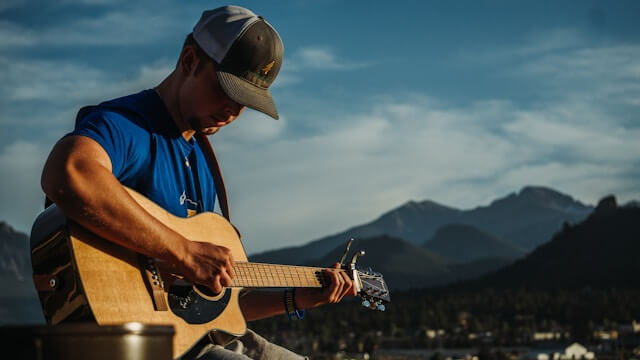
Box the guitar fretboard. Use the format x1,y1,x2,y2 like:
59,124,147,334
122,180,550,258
232,262,335,288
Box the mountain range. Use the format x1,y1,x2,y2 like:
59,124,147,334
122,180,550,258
249,186,593,265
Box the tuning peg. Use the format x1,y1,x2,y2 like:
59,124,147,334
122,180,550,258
350,250,365,266
362,299,371,308
339,238,354,267
377,304,386,311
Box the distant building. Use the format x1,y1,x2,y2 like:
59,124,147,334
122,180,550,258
533,332,562,341
619,320,640,334
519,342,595,360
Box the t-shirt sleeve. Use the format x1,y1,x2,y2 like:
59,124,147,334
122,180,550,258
70,109,151,184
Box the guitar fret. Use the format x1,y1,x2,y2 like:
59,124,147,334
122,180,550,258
232,262,327,288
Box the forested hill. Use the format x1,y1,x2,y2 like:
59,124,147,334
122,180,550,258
450,196,640,291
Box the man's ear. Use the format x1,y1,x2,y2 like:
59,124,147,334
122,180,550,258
179,46,198,75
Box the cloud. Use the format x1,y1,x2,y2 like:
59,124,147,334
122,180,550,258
0,141,49,233
286,46,370,71
271,46,371,89
58,0,124,4
0,55,172,126
505,104,640,163
501,29,640,108
42,11,179,46
0,9,183,48
0,21,36,47
0,0,25,12
516,28,587,56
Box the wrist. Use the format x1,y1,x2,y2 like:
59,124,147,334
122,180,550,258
293,288,324,310
284,288,305,320
167,234,191,268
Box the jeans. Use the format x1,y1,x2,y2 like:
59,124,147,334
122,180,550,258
195,329,308,360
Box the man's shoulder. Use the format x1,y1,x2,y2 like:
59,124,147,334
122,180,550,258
77,89,159,126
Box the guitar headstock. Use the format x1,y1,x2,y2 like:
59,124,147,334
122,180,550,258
356,269,390,311
337,238,390,311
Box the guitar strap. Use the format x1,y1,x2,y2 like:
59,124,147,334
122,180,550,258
195,133,231,222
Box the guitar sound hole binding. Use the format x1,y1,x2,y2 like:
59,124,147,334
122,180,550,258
168,284,231,324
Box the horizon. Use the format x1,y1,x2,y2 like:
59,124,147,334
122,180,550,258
1,1,639,254
4,183,633,257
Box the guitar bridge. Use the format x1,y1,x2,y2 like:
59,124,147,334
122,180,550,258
139,255,168,311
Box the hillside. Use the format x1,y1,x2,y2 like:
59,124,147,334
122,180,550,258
424,224,525,262
306,235,512,290
0,221,35,297
456,196,640,290
0,221,44,325
305,235,451,290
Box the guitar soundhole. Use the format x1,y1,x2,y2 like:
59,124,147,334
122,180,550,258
194,283,216,297
167,283,231,324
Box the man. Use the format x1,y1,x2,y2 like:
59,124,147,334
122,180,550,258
41,5,355,360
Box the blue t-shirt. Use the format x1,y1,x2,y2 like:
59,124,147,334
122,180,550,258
70,89,216,217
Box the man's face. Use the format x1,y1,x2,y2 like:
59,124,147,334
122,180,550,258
179,58,246,135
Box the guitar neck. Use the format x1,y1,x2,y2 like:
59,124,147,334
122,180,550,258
232,262,337,288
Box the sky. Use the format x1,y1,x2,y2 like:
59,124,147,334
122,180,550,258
1,0,639,255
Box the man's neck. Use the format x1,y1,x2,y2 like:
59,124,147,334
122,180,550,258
154,74,196,141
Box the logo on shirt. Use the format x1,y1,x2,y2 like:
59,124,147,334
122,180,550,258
180,190,199,217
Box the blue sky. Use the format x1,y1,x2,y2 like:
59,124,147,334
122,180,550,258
1,0,639,254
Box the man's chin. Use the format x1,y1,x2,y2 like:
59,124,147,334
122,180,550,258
199,127,220,135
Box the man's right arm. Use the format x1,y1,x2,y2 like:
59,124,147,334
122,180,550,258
41,135,234,293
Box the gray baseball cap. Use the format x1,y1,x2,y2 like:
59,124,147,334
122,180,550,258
193,5,283,119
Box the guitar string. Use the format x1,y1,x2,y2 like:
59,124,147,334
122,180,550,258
232,263,329,288
231,262,355,288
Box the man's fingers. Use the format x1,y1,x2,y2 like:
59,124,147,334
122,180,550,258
220,268,233,288
329,269,345,303
339,270,355,298
212,275,223,294
226,258,235,279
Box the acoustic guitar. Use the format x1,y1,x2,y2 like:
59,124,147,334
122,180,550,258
30,187,390,358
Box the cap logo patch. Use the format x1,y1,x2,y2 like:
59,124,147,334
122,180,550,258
261,61,275,75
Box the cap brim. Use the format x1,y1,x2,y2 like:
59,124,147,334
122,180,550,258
217,71,279,120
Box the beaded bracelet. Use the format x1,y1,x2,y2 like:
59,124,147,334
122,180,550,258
283,288,306,320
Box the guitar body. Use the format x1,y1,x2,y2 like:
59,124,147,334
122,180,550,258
31,188,248,358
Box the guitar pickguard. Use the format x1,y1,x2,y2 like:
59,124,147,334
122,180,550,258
168,284,231,324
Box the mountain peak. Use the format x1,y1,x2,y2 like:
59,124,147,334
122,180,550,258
518,185,575,202
594,195,617,216
0,221,17,235
484,185,589,214
520,185,563,196
399,199,457,212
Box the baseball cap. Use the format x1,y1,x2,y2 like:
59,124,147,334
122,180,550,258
193,5,283,120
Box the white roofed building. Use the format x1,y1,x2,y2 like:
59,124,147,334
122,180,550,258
519,342,595,360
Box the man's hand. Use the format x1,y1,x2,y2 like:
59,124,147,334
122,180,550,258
177,241,235,294
295,262,358,310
